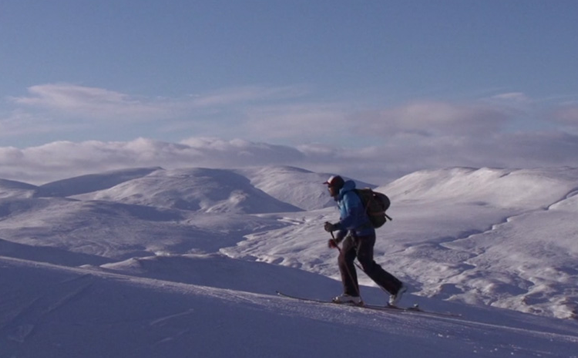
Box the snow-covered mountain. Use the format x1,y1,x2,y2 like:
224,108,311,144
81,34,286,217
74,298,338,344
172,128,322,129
70,167,303,214
0,179,36,199
1,165,577,357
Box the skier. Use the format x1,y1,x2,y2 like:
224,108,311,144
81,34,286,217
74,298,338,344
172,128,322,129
323,175,407,306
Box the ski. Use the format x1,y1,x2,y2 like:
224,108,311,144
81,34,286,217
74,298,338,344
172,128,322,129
276,291,332,304
361,303,461,317
276,290,418,312
276,291,460,318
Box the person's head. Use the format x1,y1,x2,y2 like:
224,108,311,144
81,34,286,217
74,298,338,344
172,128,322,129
323,175,344,198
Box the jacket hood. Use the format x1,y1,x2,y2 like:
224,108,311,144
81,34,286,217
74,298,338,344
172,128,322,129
338,180,356,199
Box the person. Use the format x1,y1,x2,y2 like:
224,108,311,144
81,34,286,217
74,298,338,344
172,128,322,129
323,175,407,306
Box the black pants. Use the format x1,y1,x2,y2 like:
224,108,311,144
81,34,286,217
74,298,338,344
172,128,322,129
338,234,402,296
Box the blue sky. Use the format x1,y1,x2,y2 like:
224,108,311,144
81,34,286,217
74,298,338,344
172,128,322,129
1,0,578,184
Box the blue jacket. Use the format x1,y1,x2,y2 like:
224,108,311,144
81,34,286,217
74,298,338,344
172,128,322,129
333,180,374,238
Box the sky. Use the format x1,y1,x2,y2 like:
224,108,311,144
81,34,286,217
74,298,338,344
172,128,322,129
1,0,578,184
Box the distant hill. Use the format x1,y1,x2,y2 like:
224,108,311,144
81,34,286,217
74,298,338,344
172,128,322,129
236,166,342,211
0,179,37,199
27,165,376,213
4,165,376,213
70,167,303,214
33,167,161,198
382,167,578,209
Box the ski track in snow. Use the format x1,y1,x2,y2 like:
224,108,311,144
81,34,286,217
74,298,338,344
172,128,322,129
149,309,196,326
1,274,94,344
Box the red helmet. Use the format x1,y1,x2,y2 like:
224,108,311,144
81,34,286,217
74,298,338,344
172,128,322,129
323,175,344,190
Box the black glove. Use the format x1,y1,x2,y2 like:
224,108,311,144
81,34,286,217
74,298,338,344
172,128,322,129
324,222,337,232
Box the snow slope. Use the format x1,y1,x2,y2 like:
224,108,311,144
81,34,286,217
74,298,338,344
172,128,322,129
1,165,577,357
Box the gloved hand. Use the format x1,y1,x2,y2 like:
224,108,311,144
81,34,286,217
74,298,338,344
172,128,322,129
327,239,338,249
324,221,337,232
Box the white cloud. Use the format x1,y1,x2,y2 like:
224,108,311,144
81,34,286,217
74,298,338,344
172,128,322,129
10,84,573,149
5,83,320,141
189,85,309,108
2,85,578,185
10,83,173,121
354,101,512,138
179,137,305,163
1,133,577,187
244,103,349,140
10,83,310,120
0,138,307,184
0,109,80,137
490,92,531,103
551,106,578,125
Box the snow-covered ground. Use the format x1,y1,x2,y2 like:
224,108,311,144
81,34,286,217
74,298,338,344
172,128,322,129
1,166,577,357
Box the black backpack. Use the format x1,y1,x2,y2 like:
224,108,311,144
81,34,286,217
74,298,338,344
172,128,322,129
354,188,392,228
